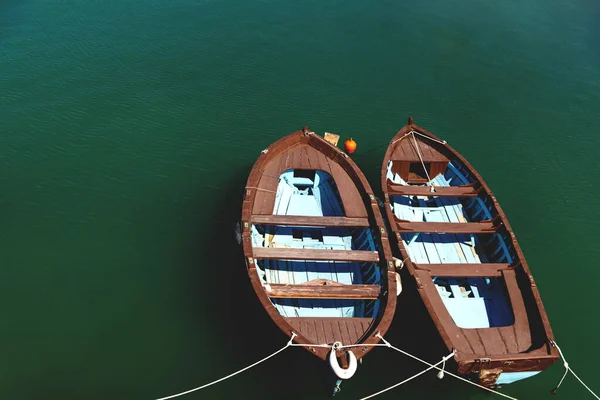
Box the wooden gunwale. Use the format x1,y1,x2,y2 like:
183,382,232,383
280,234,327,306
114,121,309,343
242,128,397,361
380,118,558,379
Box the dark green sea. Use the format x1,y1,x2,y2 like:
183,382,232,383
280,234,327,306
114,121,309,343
2,0,600,399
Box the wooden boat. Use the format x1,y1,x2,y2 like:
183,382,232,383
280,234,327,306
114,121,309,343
241,127,397,377
380,117,559,387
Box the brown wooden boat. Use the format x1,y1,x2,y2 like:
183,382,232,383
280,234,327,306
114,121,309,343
380,117,559,387
241,127,397,377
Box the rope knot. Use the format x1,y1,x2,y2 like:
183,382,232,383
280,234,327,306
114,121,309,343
288,332,298,345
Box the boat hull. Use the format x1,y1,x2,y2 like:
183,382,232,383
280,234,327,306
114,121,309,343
381,117,558,386
242,128,397,362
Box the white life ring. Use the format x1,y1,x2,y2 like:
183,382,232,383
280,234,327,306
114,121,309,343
329,344,357,380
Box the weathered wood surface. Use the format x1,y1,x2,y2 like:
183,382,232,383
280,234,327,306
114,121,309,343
380,117,559,384
250,215,370,227
387,183,479,197
390,133,449,163
266,283,380,299
285,317,373,347
250,134,367,218
252,247,379,263
395,220,499,233
242,128,397,362
414,263,511,277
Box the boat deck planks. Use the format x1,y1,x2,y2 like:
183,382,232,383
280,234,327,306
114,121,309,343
414,263,511,277
253,248,379,263
243,128,396,363
286,317,373,346
266,283,380,299
251,215,370,227
251,137,367,217
396,220,499,233
381,118,558,385
390,134,449,163
388,182,479,197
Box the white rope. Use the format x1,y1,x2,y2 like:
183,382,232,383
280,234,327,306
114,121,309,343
360,350,456,399
390,130,447,146
390,131,413,145
413,131,447,145
551,340,600,399
410,132,434,193
155,333,297,400
375,334,518,400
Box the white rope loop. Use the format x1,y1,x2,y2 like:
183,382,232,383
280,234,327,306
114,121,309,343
360,350,456,400
437,355,447,379
551,340,600,399
155,333,297,400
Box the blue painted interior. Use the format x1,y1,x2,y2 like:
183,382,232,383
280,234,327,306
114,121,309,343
387,160,516,328
252,169,382,318
274,169,345,216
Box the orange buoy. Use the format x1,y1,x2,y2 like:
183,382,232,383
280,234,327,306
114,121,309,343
344,138,357,154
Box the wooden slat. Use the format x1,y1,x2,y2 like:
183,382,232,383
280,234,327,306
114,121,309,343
250,215,370,227
338,319,352,345
285,317,373,345
266,283,380,299
502,270,532,352
253,248,379,263
315,319,327,344
478,328,509,355
414,263,511,277
498,326,520,354
328,160,368,218
387,183,479,197
396,220,499,233
459,328,487,355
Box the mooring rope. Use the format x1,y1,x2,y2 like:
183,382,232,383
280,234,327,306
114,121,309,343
550,340,600,399
413,130,447,145
156,332,523,400
359,350,456,400
410,131,435,193
374,334,519,400
155,333,297,400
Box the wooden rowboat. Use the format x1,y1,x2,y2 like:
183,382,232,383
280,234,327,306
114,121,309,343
241,127,397,377
380,117,559,387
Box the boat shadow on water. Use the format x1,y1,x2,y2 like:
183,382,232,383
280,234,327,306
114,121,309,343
185,167,333,398
186,168,489,399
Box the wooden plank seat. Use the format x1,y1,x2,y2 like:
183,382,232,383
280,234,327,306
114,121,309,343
252,247,380,263
414,263,512,277
395,218,502,234
266,283,380,299
250,215,370,227
387,182,480,197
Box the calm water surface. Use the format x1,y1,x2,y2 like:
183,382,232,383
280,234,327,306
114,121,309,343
2,0,600,398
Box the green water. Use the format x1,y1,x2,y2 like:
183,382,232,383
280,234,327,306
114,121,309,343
2,0,600,398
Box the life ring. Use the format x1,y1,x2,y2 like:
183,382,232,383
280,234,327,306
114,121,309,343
329,343,358,380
